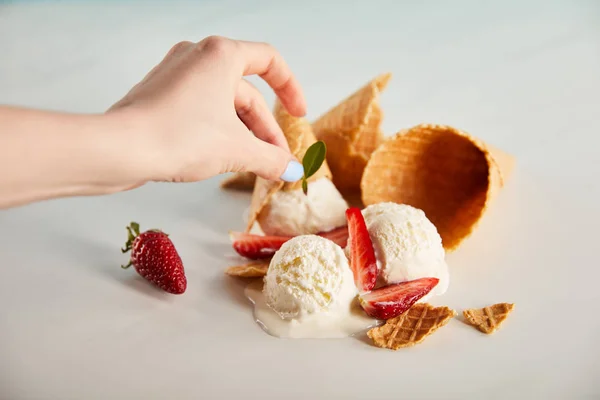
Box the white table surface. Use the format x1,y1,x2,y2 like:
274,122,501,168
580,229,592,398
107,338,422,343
1,1,599,399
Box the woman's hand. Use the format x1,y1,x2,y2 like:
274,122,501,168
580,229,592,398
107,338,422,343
0,36,305,209
108,36,307,184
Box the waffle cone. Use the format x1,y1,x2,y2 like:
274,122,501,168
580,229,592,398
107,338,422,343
312,73,391,193
225,259,270,278
367,303,455,350
245,100,332,232
463,303,514,334
361,124,515,251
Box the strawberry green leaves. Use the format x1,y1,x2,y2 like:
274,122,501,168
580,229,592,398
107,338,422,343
301,140,327,195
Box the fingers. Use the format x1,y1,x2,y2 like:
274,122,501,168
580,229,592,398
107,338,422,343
235,80,290,152
233,133,303,182
247,138,303,182
236,40,306,117
197,36,306,118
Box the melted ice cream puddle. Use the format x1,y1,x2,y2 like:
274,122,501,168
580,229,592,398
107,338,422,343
245,281,378,339
244,235,378,339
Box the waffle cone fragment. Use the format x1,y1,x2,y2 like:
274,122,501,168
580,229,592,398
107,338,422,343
246,100,333,232
361,124,515,251
220,172,256,191
463,303,514,334
367,303,455,350
313,73,391,193
225,259,270,278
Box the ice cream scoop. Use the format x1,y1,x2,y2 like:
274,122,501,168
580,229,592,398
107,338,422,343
257,177,348,237
246,99,348,238
361,202,449,297
264,235,355,318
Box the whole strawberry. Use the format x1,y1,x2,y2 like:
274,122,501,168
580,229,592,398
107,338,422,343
121,222,187,294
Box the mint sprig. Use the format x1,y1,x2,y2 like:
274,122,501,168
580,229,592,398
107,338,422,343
301,140,327,195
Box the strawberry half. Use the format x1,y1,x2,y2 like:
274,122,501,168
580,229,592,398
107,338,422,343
230,225,349,259
121,222,187,294
317,225,349,248
359,277,439,320
230,232,292,259
346,207,378,292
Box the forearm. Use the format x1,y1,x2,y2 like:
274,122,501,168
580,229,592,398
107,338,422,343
0,106,150,209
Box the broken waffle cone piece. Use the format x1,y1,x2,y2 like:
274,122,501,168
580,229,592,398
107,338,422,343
361,124,515,251
245,100,333,232
313,73,391,193
367,303,455,350
225,259,271,278
220,172,256,191
463,303,514,334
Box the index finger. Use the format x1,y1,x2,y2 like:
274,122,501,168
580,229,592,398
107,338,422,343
234,40,307,117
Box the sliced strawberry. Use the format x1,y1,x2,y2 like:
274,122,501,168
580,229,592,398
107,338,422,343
346,207,378,292
230,225,348,259
230,232,291,259
359,277,439,320
317,225,349,248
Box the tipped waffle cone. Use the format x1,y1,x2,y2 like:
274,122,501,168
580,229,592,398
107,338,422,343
312,73,391,193
245,100,332,232
463,303,514,334
225,259,270,278
220,172,256,191
361,124,515,251
367,303,455,350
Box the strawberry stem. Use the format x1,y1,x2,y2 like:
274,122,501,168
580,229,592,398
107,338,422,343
121,222,139,254
121,221,167,259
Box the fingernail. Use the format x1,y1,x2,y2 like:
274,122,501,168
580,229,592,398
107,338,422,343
280,160,304,182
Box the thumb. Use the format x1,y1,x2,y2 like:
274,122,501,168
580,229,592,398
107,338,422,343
240,137,304,182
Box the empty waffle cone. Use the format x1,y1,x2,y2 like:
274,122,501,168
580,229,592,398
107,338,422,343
246,100,332,232
361,124,515,251
312,73,391,193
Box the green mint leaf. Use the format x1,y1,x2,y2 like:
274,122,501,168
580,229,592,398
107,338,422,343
302,178,308,195
302,140,327,180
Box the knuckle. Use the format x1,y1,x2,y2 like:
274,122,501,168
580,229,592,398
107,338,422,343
236,97,255,117
199,35,234,56
169,41,192,56
259,41,275,52
261,43,279,66
261,130,278,144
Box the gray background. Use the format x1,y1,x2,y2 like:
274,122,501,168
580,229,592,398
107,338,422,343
1,1,599,399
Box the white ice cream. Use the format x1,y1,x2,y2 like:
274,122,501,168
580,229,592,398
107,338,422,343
264,235,354,318
361,202,449,298
257,178,348,237
246,235,376,338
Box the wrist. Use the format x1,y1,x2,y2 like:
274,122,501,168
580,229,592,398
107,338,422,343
103,107,168,184
0,107,153,208
90,110,153,193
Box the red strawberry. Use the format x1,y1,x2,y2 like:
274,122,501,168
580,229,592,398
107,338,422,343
230,232,292,259
230,226,349,259
121,222,187,294
346,207,378,292
359,278,439,320
317,225,349,248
